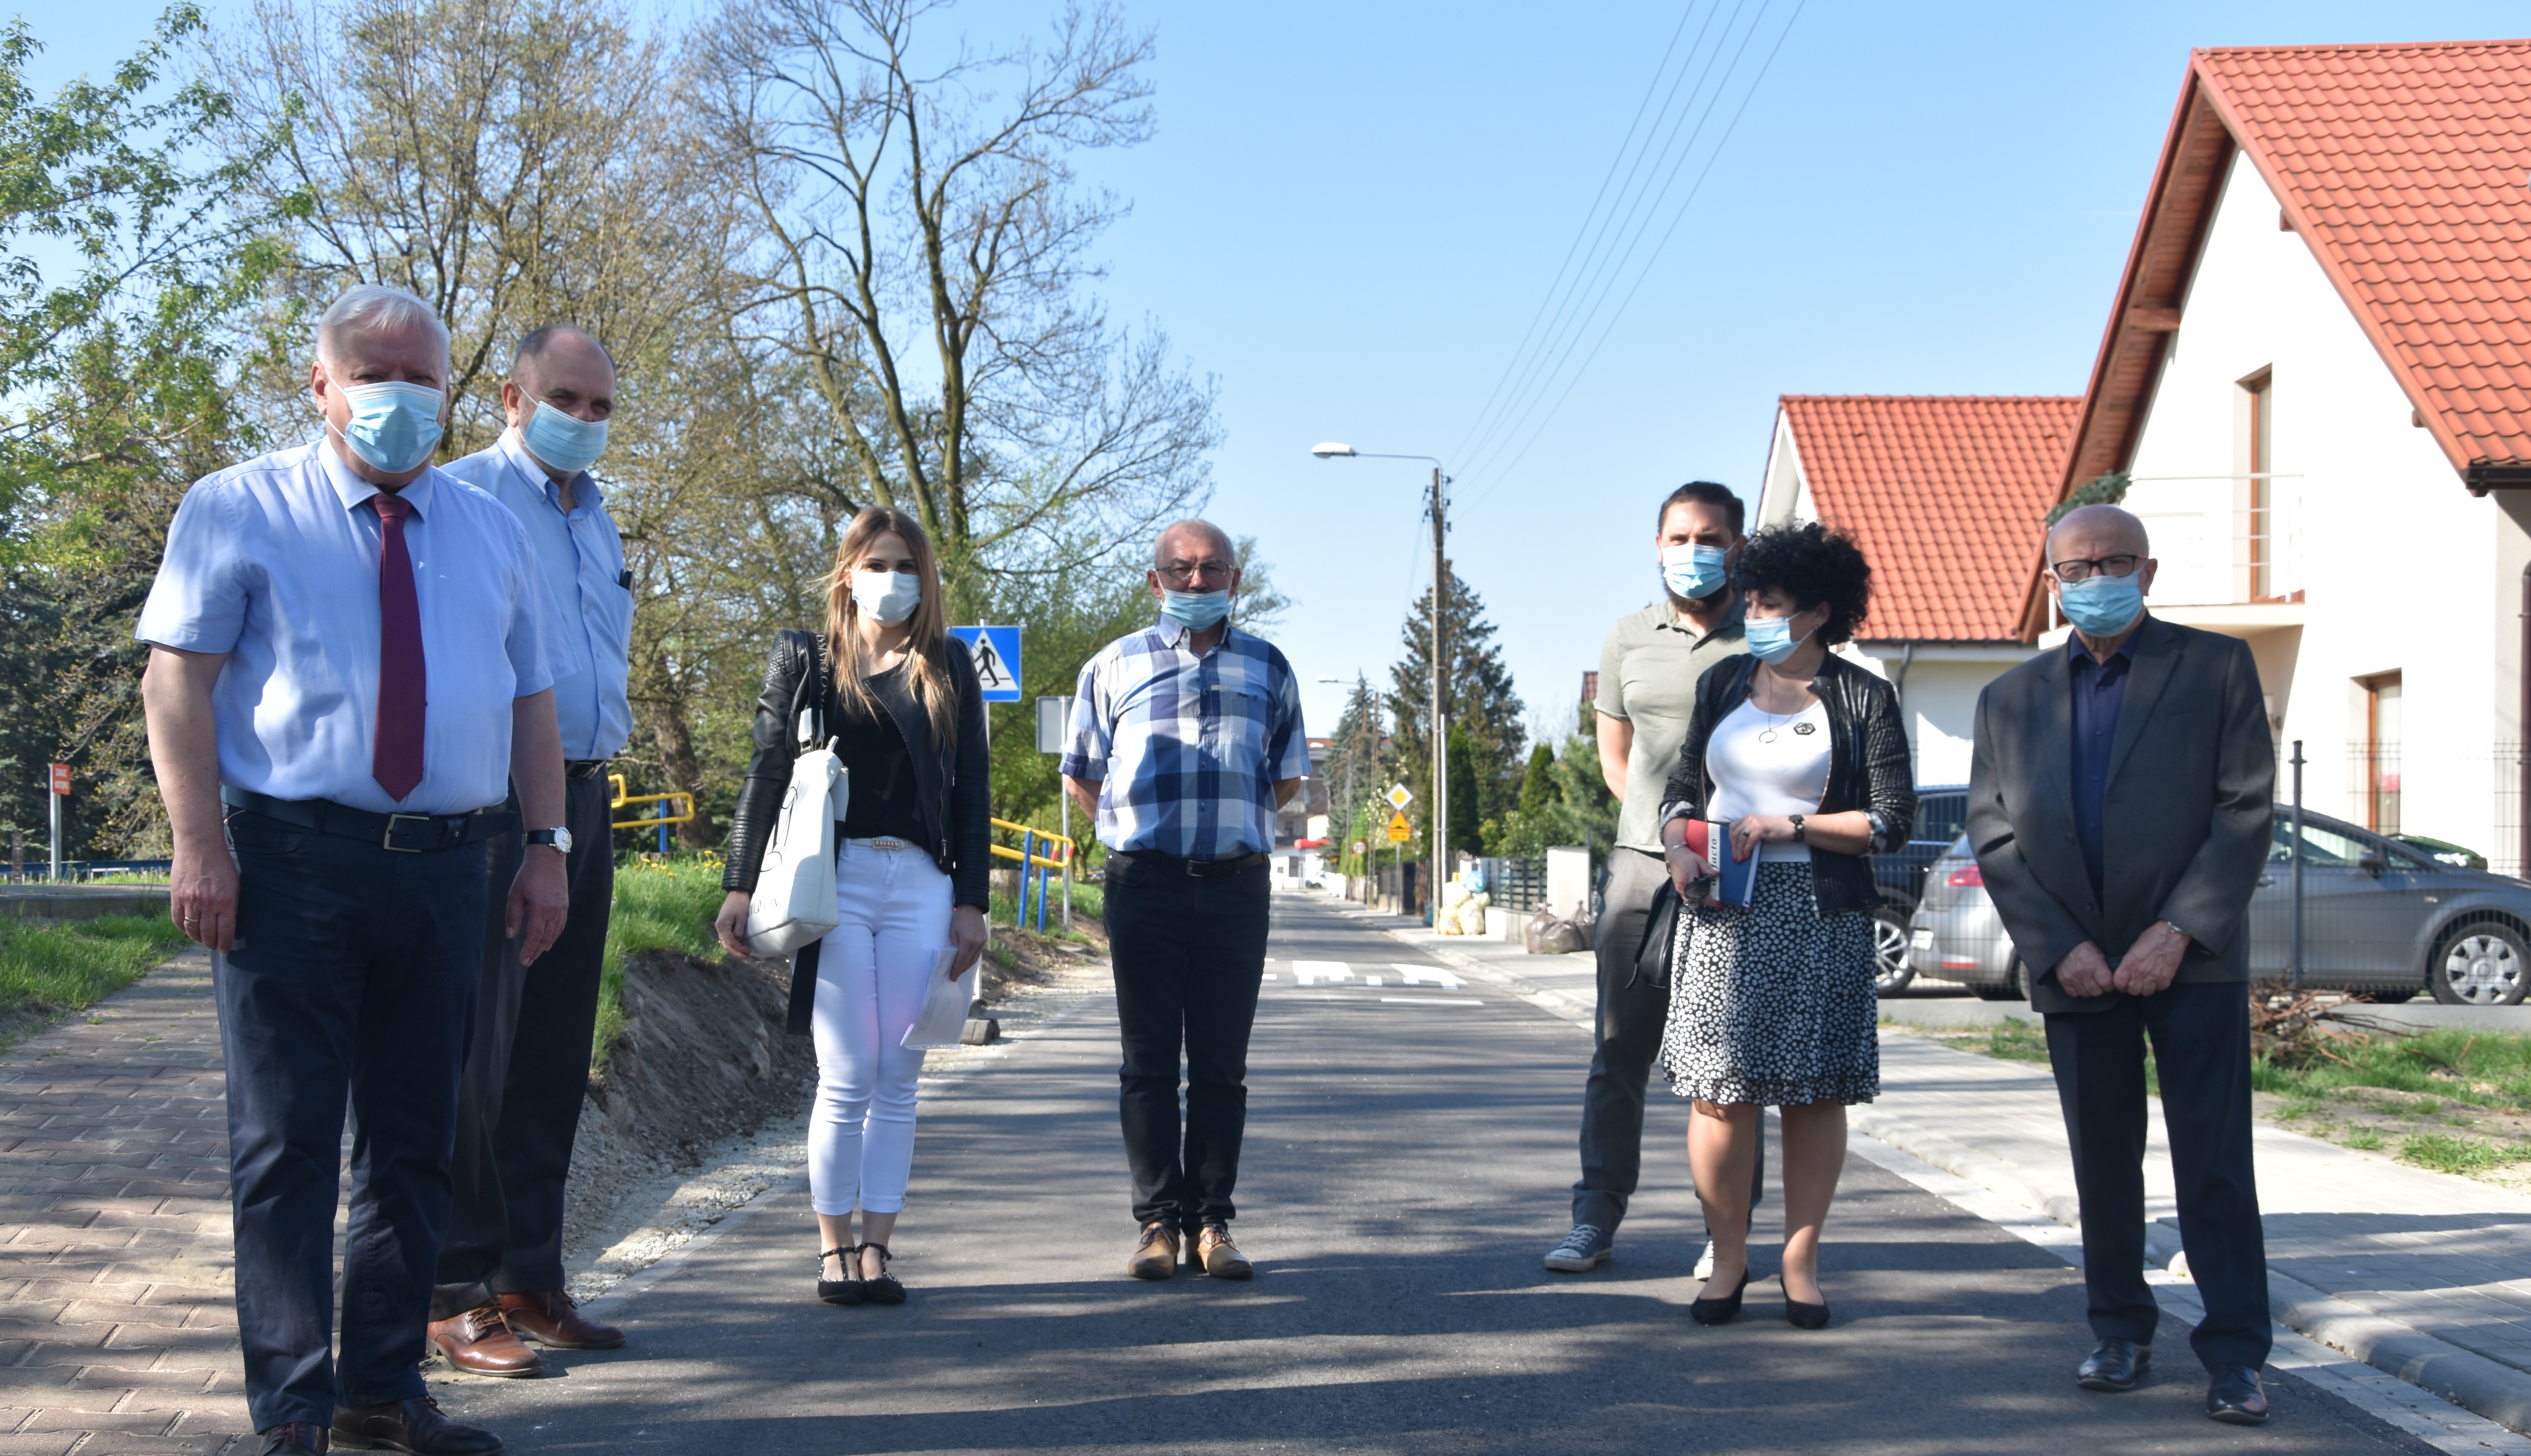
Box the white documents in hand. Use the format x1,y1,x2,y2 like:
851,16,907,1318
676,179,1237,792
900,948,976,1049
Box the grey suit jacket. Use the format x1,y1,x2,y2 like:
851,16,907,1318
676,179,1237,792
1965,615,2275,1015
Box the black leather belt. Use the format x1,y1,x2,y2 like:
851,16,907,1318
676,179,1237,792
221,786,517,854
1109,849,1269,878
565,760,611,781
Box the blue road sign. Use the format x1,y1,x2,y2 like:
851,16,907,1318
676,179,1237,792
949,626,1023,702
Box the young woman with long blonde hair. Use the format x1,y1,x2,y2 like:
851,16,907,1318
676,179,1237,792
714,507,990,1306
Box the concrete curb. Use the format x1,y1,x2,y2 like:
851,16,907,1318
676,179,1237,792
2270,1270,2531,1433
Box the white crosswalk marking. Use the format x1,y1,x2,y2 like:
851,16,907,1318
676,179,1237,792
1365,975,1383,987
1390,964,1465,989
1289,960,1352,986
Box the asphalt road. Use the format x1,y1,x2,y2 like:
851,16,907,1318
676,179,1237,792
444,893,2439,1455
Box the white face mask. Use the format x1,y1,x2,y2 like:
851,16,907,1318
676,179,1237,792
851,570,921,624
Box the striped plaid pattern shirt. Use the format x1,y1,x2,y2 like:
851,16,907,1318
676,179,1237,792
1061,618,1311,859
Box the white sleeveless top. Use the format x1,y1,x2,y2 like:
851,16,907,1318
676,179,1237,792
1704,696,1831,862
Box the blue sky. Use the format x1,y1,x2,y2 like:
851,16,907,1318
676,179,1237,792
24,0,2531,744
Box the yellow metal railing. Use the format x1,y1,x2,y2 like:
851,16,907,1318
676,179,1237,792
990,817,1074,930
610,773,695,838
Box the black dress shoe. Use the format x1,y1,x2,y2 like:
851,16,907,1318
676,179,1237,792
860,1242,906,1305
332,1395,504,1454
2077,1338,2151,1392
818,1246,862,1305
2207,1364,2270,1424
1689,1270,1751,1326
259,1424,330,1455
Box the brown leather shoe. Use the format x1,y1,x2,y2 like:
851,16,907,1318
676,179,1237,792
425,1302,543,1378
496,1289,625,1349
331,1395,503,1454
1196,1222,1253,1280
1128,1220,1179,1280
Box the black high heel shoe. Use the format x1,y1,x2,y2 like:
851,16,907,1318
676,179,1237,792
859,1242,906,1305
1784,1295,1830,1329
818,1246,863,1305
1689,1270,1751,1325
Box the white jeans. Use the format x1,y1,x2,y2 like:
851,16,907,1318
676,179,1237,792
809,838,953,1216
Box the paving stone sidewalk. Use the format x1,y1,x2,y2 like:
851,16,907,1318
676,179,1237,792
0,949,250,1455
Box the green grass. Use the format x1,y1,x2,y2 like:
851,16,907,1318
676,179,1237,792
2343,1129,2385,1151
988,875,1101,934
0,913,191,1049
2273,1095,2331,1121
1976,1018,2053,1062
595,855,730,1068
2251,1027,2531,1110
2399,1133,2531,1176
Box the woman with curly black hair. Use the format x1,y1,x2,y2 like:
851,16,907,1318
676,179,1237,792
1652,520,1914,1329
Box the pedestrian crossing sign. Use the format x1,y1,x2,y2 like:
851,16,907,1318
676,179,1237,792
949,626,1023,702
1386,812,1413,843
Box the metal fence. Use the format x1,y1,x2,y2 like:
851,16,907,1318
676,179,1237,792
1474,855,1548,913
1900,741,2531,1005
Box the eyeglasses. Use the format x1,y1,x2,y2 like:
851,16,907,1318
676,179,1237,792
1157,561,1233,585
2051,554,2142,584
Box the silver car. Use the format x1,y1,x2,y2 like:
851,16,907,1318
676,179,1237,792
1907,809,2531,1006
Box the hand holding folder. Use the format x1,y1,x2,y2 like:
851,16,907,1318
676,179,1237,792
1682,819,1759,910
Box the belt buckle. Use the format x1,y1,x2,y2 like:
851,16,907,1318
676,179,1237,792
382,813,433,852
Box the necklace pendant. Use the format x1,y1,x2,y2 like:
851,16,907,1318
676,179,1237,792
1757,729,1779,744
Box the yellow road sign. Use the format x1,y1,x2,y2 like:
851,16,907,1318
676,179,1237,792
1385,812,1413,843
1386,783,1414,810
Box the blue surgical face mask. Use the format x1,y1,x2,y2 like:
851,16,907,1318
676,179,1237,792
336,379,445,473
1744,612,1815,664
1659,542,1729,600
520,399,608,476
2058,572,2145,637
850,570,921,625
1160,588,1230,631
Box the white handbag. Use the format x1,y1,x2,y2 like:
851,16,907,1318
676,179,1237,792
746,653,850,956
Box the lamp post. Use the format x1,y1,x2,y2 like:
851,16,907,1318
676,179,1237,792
1312,442,1449,918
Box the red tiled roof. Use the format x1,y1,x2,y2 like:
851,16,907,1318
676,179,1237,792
2060,39,2531,512
2207,40,2531,476
1779,396,2078,643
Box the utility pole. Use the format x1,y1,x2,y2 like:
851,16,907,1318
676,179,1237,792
1429,466,1449,909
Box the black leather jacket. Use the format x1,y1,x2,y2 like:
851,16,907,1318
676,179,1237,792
723,629,991,910
1658,651,1916,919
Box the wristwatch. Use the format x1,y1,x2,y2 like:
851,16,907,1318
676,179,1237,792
1789,814,1807,844
527,826,574,855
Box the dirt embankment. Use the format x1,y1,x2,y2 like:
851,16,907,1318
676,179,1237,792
558,916,1109,1277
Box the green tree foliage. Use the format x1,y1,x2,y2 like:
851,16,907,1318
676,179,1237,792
1388,567,1525,857
0,5,289,859
1492,704,1618,857
2045,470,2130,526
1515,742,1556,816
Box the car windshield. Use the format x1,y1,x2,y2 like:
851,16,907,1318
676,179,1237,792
1915,792,1967,845
2268,816,2437,870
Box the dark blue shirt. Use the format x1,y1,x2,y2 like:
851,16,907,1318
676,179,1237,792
2069,635,2132,894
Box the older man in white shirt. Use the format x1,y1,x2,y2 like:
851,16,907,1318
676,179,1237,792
139,283,566,1456
426,324,634,1372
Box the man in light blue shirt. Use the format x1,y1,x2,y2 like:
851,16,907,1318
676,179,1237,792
427,324,636,1369
138,283,563,1456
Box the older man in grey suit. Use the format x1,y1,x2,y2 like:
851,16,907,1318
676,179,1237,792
1967,504,2275,1426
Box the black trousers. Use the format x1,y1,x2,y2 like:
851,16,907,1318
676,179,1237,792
2045,981,2271,1371
1575,847,1759,1232
1106,853,1271,1228
217,808,488,1432
433,772,615,1317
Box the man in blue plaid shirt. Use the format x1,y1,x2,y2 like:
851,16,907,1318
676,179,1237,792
1063,519,1310,1283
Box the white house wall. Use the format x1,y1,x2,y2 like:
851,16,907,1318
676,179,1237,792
2122,146,2530,863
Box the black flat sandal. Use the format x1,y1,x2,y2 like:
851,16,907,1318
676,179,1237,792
818,1246,863,1305
860,1242,906,1305
1689,1270,1751,1326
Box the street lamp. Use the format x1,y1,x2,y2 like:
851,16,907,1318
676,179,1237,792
1311,442,1451,920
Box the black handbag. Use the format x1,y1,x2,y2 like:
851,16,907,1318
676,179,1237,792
1632,879,1681,990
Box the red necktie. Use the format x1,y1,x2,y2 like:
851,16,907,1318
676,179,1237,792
371,492,427,801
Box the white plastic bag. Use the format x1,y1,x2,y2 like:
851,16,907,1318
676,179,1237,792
746,706,848,956
901,949,977,1049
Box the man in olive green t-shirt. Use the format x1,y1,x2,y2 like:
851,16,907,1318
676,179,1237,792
1544,480,1748,1274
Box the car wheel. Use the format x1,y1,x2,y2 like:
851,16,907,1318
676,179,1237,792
1872,906,1914,995
2428,923,2531,1006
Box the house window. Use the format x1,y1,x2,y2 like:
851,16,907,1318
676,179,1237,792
2362,672,2402,835
2243,369,2275,600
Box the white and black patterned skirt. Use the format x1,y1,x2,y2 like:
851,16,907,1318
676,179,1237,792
1658,860,1879,1107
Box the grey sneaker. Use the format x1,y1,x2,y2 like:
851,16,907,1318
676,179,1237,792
1544,1223,1613,1272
